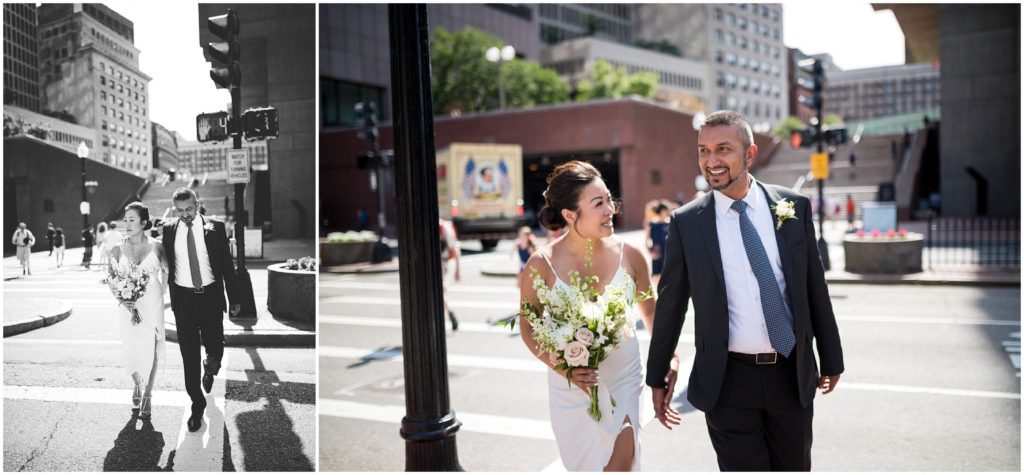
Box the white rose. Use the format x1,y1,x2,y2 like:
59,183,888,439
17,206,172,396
554,326,574,351
785,208,797,219
120,289,131,299
575,327,595,347
775,201,792,216
563,341,590,367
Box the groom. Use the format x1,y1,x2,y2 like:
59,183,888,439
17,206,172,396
647,111,844,471
164,187,240,432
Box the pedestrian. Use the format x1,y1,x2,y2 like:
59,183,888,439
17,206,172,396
439,218,461,331
53,227,65,268
12,222,36,275
105,221,124,265
846,194,856,232
46,222,56,256
648,110,844,471
81,227,94,269
848,150,856,168
646,201,671,279
514,226,537,273
96,222,108,267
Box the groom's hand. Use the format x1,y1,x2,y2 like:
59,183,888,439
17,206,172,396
230,304,241,317
652,387,682,429
818,374,841,394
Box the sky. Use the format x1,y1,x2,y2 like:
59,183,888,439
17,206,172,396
104,1,232,140
100,1,906,138
782,2,905,69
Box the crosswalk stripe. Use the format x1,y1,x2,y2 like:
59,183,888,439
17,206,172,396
319,398,555,440
322,295,519,309
4,385,192,406
317,314,697,343
171,353,228,472
320,281,520,294
320,345,543,372
841,382,1020,400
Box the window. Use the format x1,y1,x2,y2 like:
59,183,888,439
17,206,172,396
717,72,726,87
101,120,107,130
714,7,723,21
739,56,748,69
715,29,724,43
100,91,106,100
726,12,734,26
726,52,736,65
715,50,723,63
727,32,735,46
321,78,386,127
738,16,747,29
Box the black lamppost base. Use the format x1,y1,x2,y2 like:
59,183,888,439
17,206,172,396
402,412,463,471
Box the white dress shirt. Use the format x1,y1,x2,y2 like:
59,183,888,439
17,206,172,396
174,215,215,288
712,180,793,354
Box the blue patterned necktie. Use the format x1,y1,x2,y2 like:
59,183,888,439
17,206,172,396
731,200,796,357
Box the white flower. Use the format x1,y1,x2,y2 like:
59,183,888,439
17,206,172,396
553,325,575,351
771,199,799,230
564,341,590,367
581,302,602,322
120,289,132,299
575,327,595,347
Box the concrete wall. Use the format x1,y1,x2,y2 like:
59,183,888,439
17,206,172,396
199,4,316,239
4,136,146,255
938,4,1020,217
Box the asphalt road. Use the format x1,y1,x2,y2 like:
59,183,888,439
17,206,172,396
319,241,1020,471
3,259,316,471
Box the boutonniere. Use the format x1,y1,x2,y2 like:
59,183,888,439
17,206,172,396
770,199,798,230
203,222,215,235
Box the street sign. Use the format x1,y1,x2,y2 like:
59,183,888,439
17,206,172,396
197,111,230,142
811,152,829,180
226,149,250,184
242,107,279,141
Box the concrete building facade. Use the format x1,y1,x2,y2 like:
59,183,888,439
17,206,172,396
198,4,315,239
877,3,1020,217
538,3,633,46
4,3,41,112
634,3,787,132
177,140,268,178
37,3,152,176
3,104,98,155
150,122,179,175
540,36,708,113
824,63,941,122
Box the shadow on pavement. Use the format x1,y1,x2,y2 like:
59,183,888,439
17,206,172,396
225,347,315,471
102,417,167,471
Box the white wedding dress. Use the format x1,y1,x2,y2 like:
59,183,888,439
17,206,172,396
112,243,167,381
540,243,643,471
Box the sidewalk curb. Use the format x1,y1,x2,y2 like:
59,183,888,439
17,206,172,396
322,263,400,274
165,321,315,348
481,269,518,278
3,302,73,337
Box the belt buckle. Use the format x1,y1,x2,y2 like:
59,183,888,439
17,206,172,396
756,352,777,365
193,286,205,294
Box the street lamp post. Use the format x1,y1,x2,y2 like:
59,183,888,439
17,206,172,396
76,142,91,230
485,44,515,110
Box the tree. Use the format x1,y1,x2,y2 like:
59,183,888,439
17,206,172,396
575,60,659,101
430,27,570,115
823,113,844,126
772,115,805,141
633,39,682,57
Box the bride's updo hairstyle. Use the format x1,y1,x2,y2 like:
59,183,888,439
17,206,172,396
538,160,603,232
124,201,153,231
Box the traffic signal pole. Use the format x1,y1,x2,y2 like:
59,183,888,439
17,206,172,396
389,4,463,470
812,59,831,270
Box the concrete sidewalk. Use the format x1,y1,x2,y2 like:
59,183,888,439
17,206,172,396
3,246,315,346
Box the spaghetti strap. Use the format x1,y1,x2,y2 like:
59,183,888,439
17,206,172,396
538,249,558,276
618,239,626,268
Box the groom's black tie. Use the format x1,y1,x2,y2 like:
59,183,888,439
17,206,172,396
186,221,203,291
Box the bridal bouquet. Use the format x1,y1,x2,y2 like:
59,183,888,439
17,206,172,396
514,263,651,422
101,264,150,325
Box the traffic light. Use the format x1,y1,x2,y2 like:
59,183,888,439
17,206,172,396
796,58,824,111
355,101,379,150
242,107,279,141
823,127,848,146
206,10,240,90
790,128,817,149
196,111,230,142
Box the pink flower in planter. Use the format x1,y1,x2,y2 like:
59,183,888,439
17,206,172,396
871,229,881,237
886,229,896,237
899,228,909,237
857,230,866,238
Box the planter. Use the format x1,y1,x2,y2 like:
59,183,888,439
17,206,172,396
320,240,376,266
267,263,316,322
843,234,924,274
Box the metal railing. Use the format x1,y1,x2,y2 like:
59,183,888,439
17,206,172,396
926,216,1020,269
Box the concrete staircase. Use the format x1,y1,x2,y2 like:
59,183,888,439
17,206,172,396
753,133,906,216
140,176,235,222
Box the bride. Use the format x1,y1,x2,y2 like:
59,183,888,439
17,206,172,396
518,161,678,471
106,202,167,419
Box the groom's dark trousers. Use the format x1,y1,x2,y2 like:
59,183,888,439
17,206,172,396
171,282,226,407
647,182,844,472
